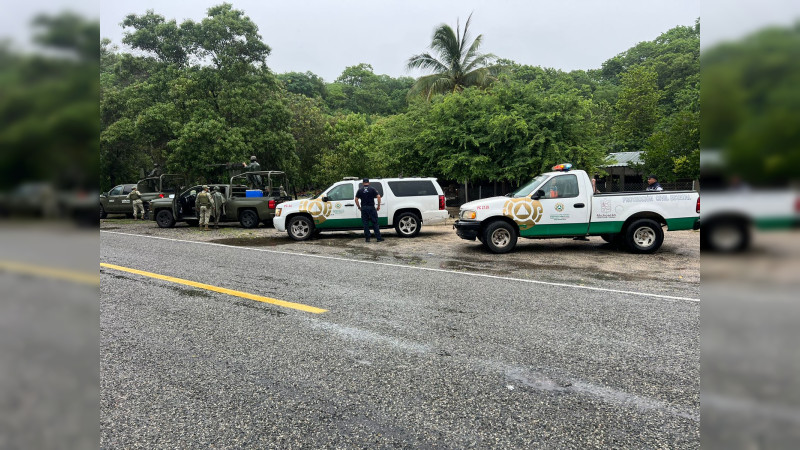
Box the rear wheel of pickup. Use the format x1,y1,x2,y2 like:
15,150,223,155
239,210,259,228
624,219,664,254
483,221,518,254
701,220,749,253
395,212,421,238
155,209,175,228
287,216,314,241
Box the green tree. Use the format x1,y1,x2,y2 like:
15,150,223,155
612,66,662,151
278,71,327,98
325,63,413,115
102,3,295,187
406,13,497,99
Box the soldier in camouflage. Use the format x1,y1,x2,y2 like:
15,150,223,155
196,185,213,231
211,186,226,229
243,155,262,189
127,186,144,220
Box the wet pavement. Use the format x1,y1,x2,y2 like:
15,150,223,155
101,217,700,299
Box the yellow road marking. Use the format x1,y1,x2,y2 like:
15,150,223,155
0,260,100,286
99,263,327,314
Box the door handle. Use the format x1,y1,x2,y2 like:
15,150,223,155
574,203,585,208
344,204,354,207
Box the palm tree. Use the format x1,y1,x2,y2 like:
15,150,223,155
407,13,497,99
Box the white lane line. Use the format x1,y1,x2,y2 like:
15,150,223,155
100,230,700,303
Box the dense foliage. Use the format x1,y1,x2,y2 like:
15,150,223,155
100,4,700,192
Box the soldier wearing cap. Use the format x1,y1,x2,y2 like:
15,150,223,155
646,174,663,192
355,178,383,242
196,185,213,231
127,186,145,220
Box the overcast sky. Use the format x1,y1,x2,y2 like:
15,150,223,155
3,1,799,80
97,0,704,81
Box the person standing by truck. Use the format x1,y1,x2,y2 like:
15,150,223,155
355,178,383,242
127,186,144,220
197,185,213,231
211,186,226,229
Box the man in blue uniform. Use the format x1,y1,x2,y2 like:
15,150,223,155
646,174,663,192
355,178,383,242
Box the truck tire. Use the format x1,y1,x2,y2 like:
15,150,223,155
99,204,107,219
483,221,518,254
287,216,314,241
155,209,176,228
624,219,664,254
701,220,750,253
394,211,421,237
239,210,259,228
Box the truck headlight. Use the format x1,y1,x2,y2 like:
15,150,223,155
276,208,282,217
460,210,476,220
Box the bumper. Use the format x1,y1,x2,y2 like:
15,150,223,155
422,210,449,225
453,220,481,240
273,215,287,231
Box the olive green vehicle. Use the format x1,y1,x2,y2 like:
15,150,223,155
100,174,185,219
149,171,291,228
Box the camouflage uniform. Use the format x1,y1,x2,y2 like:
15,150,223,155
211,187,226,229
196,186,213,230
127,188,144,219
244,156,262,188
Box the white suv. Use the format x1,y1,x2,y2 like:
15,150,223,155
274,177,449,240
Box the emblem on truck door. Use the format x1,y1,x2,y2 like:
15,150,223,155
299,199,333,225
502,198,544,230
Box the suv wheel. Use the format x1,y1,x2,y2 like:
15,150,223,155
287,216,314,241
155,209,176,228
394,212,421,237
239,210,259,228
625,219,664,253
483,221,518,254
100,204,107,219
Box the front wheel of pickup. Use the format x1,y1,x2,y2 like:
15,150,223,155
483,221,518,254
624,219,664,254
155,209,175,228
239,210,259,228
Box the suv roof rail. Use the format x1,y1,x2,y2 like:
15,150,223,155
342,176,360,180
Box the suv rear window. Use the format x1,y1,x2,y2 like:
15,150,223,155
358,182,383,196
387,180,437,197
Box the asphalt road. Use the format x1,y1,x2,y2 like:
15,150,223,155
101,231,699,448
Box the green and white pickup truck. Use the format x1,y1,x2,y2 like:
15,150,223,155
453,165,700,254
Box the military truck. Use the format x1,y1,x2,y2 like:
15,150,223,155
149,171,292,228
99,174,185,219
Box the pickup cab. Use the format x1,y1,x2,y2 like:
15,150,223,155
453,165,700,254
149,171,292,228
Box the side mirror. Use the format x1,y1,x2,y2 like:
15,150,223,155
532,190,545,200
322,196,330,202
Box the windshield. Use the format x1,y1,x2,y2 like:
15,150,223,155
509,175,549,198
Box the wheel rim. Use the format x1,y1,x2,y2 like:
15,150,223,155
291,220,310,238
491,228,511,248
242,212,256,227
399,216,417,234
710,225,742,251
157,212,170,226
633,226,656,248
